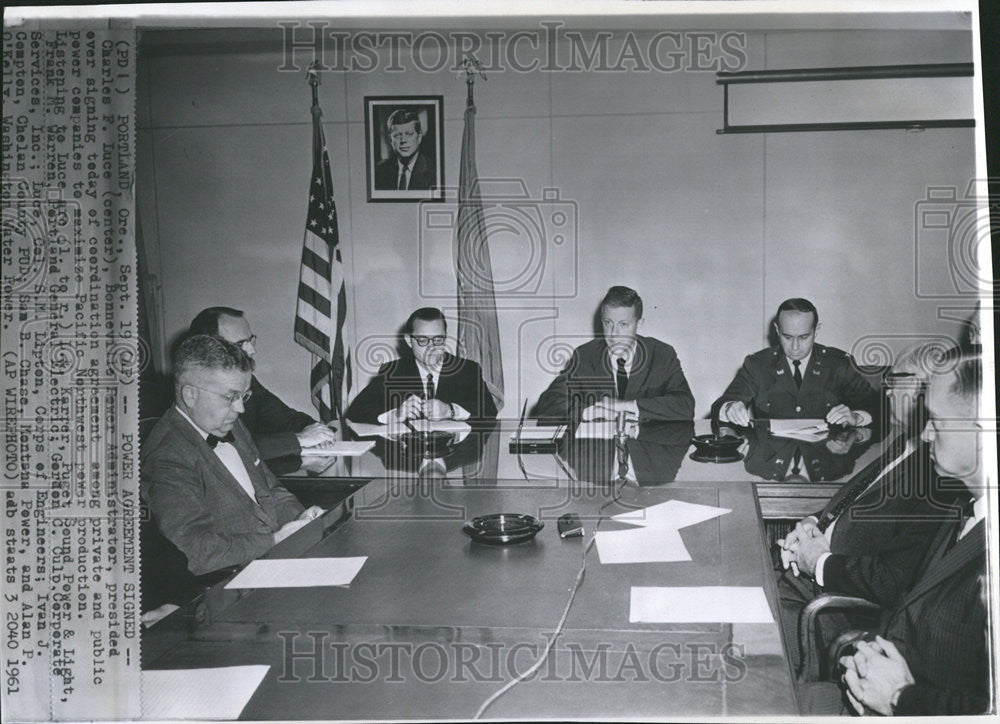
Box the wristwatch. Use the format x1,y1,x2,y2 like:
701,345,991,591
447,402,456,419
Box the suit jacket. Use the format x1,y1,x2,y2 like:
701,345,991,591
141,408,305,576
346,353,498,424
373,151,434,190
533,336,695,423
240,375,317,460
879,514,988,715
819,444,964,607
711,343,880,423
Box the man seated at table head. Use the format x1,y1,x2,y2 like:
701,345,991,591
189,306,338,460
532,285,695,424
345,307,499,424
804,351,988,716
712,297,879,428
142,335,324,576
777,344,974,667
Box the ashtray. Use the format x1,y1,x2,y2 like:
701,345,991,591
462,513,544,545
690,433,744,463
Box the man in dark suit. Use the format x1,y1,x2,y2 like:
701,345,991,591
774,346,961,666
142,335,324,576
712,298,879,427
346,307,498,424
803,352,988,715
532,286,695,423
190,307,337,460
373,109,435,191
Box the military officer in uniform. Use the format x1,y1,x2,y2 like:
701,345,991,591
711,298,880,426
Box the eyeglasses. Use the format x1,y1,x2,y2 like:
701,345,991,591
189,384,253,406
235,334,257,348
411,335,446,347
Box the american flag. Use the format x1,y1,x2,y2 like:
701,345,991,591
294,83,351,424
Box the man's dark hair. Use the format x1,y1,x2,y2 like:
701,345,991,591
775,298,819,329
189,306,244,336
173,335,253,395
600,286,643,319
387,108,422,135
404,307,447,335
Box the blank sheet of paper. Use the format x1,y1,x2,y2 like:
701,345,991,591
142,665,269,719
301,440,375,456
574,421,616,439
629,586,774,623
225,557,367,589
595,526,691,564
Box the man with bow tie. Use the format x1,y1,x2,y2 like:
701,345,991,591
142,335,324,576
802,351,989,715
712,298,880,427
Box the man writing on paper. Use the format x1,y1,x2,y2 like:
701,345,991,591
373,109,434,191
711,298,880,427
774,344,963,667
533,286,695,423
190,307,338,460
346,307,498,424
802,352,988,715
142,335,324,576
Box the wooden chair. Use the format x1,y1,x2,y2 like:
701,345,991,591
797,593,882,682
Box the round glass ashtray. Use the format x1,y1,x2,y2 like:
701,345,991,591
689,433,744,463
462,513,544,545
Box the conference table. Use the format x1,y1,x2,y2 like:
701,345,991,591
141,418,890,719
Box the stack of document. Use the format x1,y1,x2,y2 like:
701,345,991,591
768,419,829,442
509,424,566,453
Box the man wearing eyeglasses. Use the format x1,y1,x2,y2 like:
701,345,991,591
373,108,434,191
142,335,324,576
189,307,338,461
346,307,498,424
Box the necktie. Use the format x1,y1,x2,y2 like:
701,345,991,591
206,431,235,449
816,434,908,533
397,165,408,190
791,447,803,475
793,359,803,389
425,373,435,400
616,357,628,399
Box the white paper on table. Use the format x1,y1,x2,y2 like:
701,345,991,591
142,665,269,720
300,440,375,456
407,418,472,434
768,418,829,441
225,557,367,589
595,526,691,564
629,586,774,623
611,499,731,528
574,421,617,439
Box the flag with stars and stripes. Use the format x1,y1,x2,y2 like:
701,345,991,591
294,98,351,424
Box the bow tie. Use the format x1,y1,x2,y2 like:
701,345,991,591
206,431,235,449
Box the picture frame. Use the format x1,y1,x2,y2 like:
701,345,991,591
365,95,444,202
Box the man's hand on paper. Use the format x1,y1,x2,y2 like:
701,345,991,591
297,422,338,449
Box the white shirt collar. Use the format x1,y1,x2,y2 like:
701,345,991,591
607,339,638,371
786,351,811,374
415,359,441,385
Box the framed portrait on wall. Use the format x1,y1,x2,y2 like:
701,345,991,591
365,95,444,202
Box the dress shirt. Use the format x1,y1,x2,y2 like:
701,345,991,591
175,406,256,501
958,496,986,540
376,359,471,423
814,440,914,586
606,340,638,375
